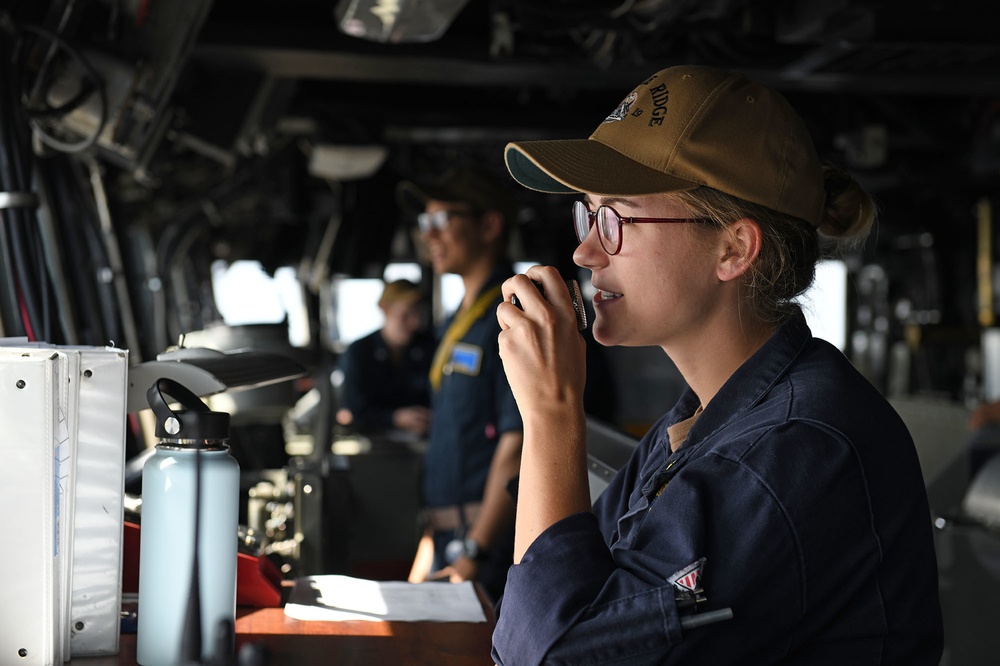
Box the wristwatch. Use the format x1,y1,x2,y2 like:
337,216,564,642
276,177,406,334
444,536,488,563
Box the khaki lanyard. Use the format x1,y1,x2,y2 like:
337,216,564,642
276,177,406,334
429,285,503,391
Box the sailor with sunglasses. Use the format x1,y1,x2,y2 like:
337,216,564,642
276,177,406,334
397,166,524,604
493,66,943,665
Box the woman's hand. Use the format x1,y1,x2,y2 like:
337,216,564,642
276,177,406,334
497,266,592,561
496,266,588,421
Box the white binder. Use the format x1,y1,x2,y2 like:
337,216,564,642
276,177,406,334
0,344,128,664
0,349,63,666
67,347,128,657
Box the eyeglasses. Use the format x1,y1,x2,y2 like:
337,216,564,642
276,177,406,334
572,200,710,255
416,209,477,234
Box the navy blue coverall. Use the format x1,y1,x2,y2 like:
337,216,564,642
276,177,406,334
492,310,943,665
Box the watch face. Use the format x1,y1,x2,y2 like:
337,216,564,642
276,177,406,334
444,536,481,563
444,537,465,564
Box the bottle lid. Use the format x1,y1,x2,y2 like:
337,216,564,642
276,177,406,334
147,378,230,440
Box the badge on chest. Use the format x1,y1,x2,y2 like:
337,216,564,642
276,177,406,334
445,343,483,377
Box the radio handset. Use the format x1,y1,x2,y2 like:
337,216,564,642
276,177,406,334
511,278,588,331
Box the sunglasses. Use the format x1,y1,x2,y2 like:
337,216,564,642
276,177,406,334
572,200,710,255
416,209,478,234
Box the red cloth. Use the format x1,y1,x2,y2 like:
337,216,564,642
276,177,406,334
122,521,282,607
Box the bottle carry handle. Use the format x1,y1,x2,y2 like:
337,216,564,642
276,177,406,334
146,377,211,424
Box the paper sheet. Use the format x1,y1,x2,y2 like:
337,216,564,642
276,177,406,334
284,575,488,623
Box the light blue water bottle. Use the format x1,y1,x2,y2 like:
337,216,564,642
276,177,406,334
137,378,240,665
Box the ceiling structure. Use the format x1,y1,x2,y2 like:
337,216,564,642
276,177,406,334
191,0,1000,158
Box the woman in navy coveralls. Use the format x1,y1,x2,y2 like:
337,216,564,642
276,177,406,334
493,65,944,665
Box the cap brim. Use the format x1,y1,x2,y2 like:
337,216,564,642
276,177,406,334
505,140,700,197
396,178,501,215
396,180,430,216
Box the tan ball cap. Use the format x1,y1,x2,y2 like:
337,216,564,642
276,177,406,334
504,65,825,226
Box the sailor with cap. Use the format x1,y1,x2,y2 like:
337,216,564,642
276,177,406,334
492,65,943,665
398,166,523,604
